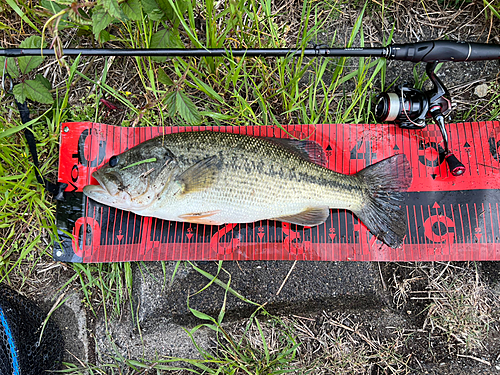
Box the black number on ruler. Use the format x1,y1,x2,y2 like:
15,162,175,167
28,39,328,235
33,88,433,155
350,140,376,165
418,141,445,167
488,137,500,162
75,129,107,167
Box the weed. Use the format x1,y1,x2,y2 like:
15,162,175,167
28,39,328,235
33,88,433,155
422,263,500,354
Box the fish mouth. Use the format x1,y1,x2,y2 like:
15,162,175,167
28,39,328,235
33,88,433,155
82,184,107,195
83,172,134,209
92,170,122,196
83,171,155,211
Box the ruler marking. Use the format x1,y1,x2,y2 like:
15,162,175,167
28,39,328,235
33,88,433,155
121,210,128,262
476,122,488,176
200,223,205,261
455,123,464,178
470,124,480,177
351,213,356,261
486,122,496,166
103,205,111,261
462,123,473,178
117,209,124,260
457,203,465,251
428,204,436,258
466,203,472,260
443,204,451,261
110,126,119,253
165,219,172,261
180,221,186,260
138,215,146,260
436,199,444,259
475,202,482,259
150,217,157,262
129,126,136,261
482,202,488,258
344,210,348,260
449,203,458,260
485,202,491,259
157,218,164,261
107,125,114,253
404,205,411,262
172,220,179,260
412,205,420,248
329,209,334,261
496,202,500,259
497,203,500,243
97,206,102,262
420,205,428,258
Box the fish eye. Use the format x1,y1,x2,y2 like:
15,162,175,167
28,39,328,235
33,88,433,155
109,155,119,167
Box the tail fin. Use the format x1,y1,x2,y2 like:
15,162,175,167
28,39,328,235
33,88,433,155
354,154,412,248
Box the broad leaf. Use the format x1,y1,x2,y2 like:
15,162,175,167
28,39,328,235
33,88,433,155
101,0,126,20
0,56,19,79
164,91,176,116
92,6,114,40
99,30,112,43
158,0,174,20
14,80,54,104
121,0,142,21
176,91,201,125
150,29,182,62
40,0,65,13
140,0,165,21
18,36,46,75
157,68,173,86
12,82,27,103
34,74,51,90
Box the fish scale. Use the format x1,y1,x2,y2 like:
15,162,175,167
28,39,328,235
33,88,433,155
83,131,412,248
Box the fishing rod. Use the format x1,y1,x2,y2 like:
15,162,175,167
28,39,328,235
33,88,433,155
3,40,500,185
1,40,500,61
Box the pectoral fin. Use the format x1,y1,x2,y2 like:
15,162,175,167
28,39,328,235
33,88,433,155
273,206,330,226
177,156,219,195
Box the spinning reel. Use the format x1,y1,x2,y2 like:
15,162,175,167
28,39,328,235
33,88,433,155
374,61,465,176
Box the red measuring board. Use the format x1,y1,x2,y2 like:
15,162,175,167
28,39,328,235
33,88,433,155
54,121,500,262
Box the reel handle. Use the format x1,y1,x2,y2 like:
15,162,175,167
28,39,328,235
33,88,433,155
444,153,465,176
431,107,466,177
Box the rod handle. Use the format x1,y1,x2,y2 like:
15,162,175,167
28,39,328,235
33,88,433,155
389,41,500,62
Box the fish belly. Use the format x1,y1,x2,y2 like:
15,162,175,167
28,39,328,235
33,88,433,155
140,170,362,225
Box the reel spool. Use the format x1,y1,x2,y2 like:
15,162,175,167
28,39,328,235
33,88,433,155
374,61,465,176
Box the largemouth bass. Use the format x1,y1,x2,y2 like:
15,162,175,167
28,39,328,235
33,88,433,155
83,131,412,248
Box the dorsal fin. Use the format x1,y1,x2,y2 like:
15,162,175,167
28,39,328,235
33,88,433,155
263,138,327,167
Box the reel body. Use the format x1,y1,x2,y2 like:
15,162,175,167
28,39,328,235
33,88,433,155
374,62,465,176
375,86,428,128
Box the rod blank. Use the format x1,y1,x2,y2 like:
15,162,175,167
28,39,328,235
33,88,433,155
0,47,388,58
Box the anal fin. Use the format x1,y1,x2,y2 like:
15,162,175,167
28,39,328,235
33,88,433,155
273,206,330,226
